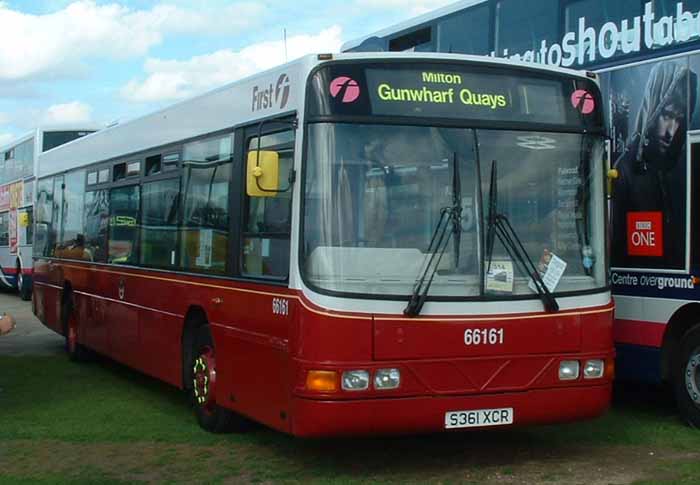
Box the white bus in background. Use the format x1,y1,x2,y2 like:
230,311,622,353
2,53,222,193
0,126,99,299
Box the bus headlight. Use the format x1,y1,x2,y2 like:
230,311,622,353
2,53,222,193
559,361,580,381
374,368,401,390
583,359,605,379
342,370,370,391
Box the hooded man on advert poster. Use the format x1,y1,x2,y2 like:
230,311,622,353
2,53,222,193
611,61,696,270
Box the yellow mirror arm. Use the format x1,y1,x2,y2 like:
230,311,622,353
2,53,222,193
607,168,619,197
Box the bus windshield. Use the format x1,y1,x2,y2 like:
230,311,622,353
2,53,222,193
301,122,606,299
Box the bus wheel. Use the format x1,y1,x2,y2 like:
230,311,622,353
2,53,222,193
16,263,31,301
674,326,700,428
190,325,245,433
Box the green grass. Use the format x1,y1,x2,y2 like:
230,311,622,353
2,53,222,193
1,355,700,484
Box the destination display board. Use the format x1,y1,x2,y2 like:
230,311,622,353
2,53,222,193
307,62,604,130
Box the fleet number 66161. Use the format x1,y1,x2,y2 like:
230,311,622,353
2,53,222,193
464,328,504,345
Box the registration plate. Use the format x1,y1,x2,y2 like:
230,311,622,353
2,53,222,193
444,407,514,429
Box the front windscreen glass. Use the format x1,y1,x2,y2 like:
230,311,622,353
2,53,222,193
301,123,606,299
303,124,481,297
480,130,606,296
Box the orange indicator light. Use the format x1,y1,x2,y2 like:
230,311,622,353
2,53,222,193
606,358,616,380
306,370,338,392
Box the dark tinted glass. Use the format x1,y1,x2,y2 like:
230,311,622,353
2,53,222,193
389,27,432,51
108,185,140,265
437,5,490,55
180,135,232,273
84,190,109,263
242,129,294,278
653,0,700,17
50,176,63,257
55,170,87,260
42,131,94,152
495,0,558,57
34,178,53,257
0,212,8,246
141,178,180,268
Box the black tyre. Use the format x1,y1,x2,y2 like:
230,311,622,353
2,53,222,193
61,293,90,362
16,264,31,301
673,325,700,428
189,324,248,433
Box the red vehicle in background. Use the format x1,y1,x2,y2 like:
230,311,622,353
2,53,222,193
33,53,613,437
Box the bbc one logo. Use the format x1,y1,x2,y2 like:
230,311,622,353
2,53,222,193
251,73,291,112
627,211,663,257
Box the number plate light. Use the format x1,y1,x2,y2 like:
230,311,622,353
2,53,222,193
583,359,605,379
342,370,370,391
558,360,580,381
374,368,401,390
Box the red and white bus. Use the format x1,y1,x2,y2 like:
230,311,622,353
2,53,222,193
0,126,97,300
33,53,614,436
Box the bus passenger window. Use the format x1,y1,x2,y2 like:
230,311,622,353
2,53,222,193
141,178,179,268
34,178,54,257
108,185,140,265
56,170,87,260
180,135,232,273
114,163,126,181
242,129,294,279
0,213,8,246
85,190,109,263
145,155,162,176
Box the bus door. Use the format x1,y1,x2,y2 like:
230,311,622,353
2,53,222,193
221,120,296,430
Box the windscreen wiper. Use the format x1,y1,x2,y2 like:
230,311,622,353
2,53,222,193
404,154,462,317
485,160,559,313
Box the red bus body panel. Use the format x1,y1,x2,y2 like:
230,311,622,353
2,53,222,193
33,259,614,436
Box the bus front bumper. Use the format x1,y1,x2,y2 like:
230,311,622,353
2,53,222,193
289,383,612,437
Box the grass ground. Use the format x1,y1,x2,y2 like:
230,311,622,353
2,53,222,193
1,355,700,484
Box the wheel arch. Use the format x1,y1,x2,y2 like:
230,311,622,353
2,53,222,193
181,305,210,390
661,303,700,382
60,280,74,335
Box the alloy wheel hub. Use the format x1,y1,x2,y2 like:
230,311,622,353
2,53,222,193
685,349,700,405
193,348,217,410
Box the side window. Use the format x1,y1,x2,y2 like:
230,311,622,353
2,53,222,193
108,186,140,264
389,27,433,52
84,190,109,263
56,170,87,260
35,178,54,257
0,212,8,246
437,6,490,55
18,207,33,247
50,176,64,257
180,135,232,273
242,129,295,278
495,0,558,58
141,178,180,268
